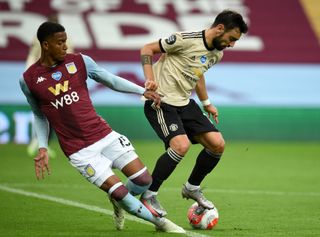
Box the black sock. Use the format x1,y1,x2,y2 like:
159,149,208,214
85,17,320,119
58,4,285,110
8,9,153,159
188,149,222,186
149,148,183,192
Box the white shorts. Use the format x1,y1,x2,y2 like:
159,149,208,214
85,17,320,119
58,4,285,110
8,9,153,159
68,131,138,187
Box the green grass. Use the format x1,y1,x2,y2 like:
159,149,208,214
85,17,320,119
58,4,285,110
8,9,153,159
1,141,320,237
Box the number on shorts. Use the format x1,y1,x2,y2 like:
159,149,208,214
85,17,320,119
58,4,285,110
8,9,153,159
118,136,131,147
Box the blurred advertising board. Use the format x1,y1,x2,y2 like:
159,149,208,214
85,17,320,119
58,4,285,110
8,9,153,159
0,0,320,63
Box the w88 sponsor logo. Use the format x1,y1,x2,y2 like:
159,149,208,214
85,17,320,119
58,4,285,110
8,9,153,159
50,91,79,109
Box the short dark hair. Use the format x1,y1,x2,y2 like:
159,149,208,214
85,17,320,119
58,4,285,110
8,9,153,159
37,21,65,43
212,10,248,34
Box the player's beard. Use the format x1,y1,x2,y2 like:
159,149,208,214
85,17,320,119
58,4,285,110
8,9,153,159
212,35,227,51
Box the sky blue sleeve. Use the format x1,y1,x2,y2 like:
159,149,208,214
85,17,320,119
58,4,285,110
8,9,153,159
19,78,49,149
81,54,145,95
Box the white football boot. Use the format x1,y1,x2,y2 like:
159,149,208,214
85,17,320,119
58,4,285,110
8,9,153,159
109,198,125,230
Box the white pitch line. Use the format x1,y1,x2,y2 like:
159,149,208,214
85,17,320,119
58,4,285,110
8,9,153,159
0,184,211,237
3,183,320,197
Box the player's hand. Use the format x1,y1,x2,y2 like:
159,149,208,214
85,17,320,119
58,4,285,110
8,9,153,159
204,104,219,124
143,90,161,108
34,148,50,180
144,80,158,91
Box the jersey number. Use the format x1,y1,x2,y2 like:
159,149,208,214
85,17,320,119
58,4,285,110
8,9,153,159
118,136,131,147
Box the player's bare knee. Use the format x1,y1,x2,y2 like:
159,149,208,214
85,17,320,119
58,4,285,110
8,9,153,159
216,138,225,152
171,142,190,156
207,138,225,154
170,136,190,156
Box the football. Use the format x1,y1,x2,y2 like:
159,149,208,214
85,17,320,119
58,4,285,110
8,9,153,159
187,202,219,230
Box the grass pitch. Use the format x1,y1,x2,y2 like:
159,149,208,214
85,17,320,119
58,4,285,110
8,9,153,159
0,141,319,237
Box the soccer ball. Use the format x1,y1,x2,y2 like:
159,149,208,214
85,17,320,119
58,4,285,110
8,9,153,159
187,202,219,230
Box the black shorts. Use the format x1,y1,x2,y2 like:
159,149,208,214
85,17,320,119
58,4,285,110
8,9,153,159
144,99,219,148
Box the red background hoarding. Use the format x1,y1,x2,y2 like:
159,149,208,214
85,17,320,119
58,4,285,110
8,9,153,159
0,0,319,63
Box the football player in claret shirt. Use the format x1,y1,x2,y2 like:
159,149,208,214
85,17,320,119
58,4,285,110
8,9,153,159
25,14,74,158
20,21,185,233
140,10,248,217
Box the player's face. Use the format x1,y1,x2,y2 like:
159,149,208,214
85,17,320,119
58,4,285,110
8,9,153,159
46,32,68,62
213,27,241,51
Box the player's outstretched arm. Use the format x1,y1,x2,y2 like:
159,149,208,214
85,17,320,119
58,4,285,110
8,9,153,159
82,54,146,95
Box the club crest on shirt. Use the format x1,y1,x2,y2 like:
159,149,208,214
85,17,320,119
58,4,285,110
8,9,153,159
66,62,77,74
51,71,62,81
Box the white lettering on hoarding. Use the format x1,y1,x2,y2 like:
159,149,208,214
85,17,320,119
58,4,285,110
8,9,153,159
59,13,92,48
88,13,178,49
0,12,45,47
0,0,263,51
0,112,9,143
13,111,33,144
0,0,30,11
136,0,248,15
51,0,121,12
51,0,91,12
0,111,33,144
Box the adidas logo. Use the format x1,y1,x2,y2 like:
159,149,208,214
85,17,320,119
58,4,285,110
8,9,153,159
36,76,46,84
